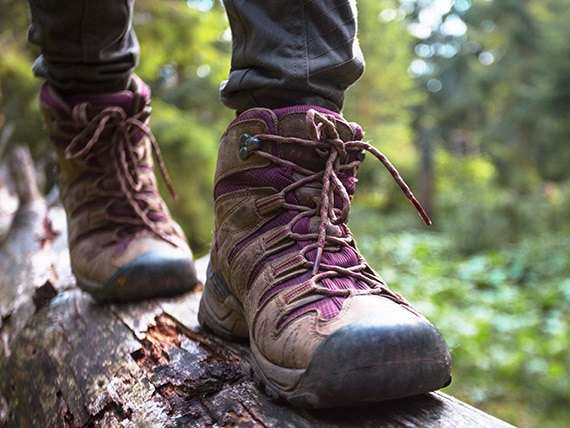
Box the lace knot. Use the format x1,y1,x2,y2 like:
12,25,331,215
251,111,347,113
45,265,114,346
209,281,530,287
61,102,178,246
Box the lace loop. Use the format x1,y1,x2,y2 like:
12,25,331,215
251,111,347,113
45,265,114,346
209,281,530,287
246,109,430,300
63,102,178,246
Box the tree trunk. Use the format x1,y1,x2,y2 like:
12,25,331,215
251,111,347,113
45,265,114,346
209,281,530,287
0,146,513,427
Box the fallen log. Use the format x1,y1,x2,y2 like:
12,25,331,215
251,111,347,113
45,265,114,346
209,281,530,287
0,146,514,427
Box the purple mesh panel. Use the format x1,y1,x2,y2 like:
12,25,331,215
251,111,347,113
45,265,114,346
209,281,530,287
290,216,310,234
40,84,67,114
282,297,342,326
273,105,343,121
255,212,366,324
259,271,314,308
131,128,146,143
353,125,363,140
214,165,293,199
117,225,145,238
340,174,357,196
320,245,360,267
147,210,167,222
107,205,133,217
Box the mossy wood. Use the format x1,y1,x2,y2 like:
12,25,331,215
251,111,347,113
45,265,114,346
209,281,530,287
0,146,513,427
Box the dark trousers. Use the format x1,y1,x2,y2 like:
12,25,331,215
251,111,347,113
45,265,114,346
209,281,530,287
28,0,364,113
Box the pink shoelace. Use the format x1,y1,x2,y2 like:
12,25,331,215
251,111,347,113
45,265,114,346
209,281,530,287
63,103,177,246
244,109,431,309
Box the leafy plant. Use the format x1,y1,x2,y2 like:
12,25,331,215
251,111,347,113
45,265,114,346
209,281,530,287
350,203,570,428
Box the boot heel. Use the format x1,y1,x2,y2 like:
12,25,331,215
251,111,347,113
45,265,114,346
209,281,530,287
198,263,249,341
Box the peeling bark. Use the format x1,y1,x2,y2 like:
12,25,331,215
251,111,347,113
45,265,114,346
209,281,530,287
0,146,514,427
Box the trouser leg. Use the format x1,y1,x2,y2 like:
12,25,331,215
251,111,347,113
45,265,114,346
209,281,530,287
27,0,138,95
221,0,365,113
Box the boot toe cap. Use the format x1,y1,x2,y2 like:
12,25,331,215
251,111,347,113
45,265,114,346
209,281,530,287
290,296,452,408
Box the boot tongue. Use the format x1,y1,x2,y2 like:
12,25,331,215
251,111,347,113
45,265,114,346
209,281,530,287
63,77,151,116
64,90,138,116
273,106,357,171
279,116,327,170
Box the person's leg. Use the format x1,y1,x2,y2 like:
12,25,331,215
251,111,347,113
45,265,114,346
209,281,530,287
28,0,138,95
199,0,452,408
28,0,198,302
220,0,364,113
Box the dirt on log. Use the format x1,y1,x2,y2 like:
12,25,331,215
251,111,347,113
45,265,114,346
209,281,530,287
0,146,514,427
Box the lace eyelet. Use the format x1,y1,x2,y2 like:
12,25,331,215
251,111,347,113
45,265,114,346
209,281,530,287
239,133,262,160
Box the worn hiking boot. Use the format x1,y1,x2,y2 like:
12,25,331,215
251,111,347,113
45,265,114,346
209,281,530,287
39,76,199,302
198,106,451,408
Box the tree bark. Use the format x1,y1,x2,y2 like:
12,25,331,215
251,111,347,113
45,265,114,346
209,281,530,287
0,146,513,428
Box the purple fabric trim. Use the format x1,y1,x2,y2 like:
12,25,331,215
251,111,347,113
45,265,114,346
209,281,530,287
40,76,149,116
218,106,369,323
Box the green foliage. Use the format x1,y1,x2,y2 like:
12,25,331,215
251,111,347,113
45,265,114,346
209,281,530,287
128,3,229,254
406,0,570,191
133,0,232,254
432,148,570,254
2,0,570,425
0,0,46,160
350,206,570,427
344,0,423,206
134,0,230,88
532,0,570,181
149,99,218,253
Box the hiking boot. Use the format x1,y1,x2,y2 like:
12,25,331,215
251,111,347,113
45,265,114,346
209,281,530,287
39,76,199,302
198,106,451,408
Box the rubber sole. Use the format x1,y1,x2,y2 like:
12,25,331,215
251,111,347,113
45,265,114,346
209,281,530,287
249,313,452,408
75,251,199,303
199,264,452,409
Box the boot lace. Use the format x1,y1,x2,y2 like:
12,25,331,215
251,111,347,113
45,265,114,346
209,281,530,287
244,109,431,309
62,102,178,246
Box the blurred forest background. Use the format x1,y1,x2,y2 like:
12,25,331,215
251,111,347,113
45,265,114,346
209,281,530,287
1,0,569,426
